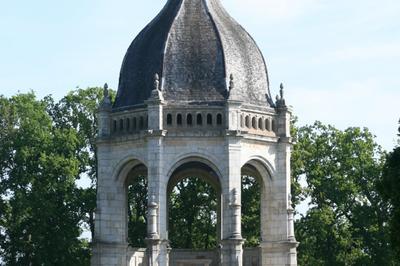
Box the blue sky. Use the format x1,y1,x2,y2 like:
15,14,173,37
1,0,399,150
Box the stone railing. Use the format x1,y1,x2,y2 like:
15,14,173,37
126,247,260,266
163,109,225,130
240,111,276,136
111,109,148,135
170,249,219,266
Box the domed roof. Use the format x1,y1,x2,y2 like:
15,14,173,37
114,0,273,109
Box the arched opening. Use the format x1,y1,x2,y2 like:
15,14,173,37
240,114,244,128
123,163,148,248
245,116,250,128
196,114,203,125
113,120,117,132
167,161,221,250
265,118,271,131
120,119,124,131
126,118,131,131
252,117,257,129
241,161,269,248
177,114,183,126
187,114,193,126
139,116,144,129
167,114,173,125
258,118,264,130
133,117,137,131
216,114,222,125
207,114,213,125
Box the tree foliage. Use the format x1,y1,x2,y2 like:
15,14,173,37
49,87,113,239
241,175,261,247
169,178,218,249
293,122,398,265
0,93,90,265
0,88,112,265
378,120,400,258
127,175,148,247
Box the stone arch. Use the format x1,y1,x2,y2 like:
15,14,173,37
242,155,276,179
241,157,274,243
113,157,149,244
166,153,224,181
113,156,148,183
165,155,223,247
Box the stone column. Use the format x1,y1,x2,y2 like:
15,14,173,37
145,88,169,266
225,100,242,131
230,189,241,239
221,133,244,266
260,103,298,266
91,142,129,266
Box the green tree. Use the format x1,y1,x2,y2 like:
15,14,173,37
293,122,396,265
0,93,90,265
127,175,148,247
378,120,400,258
241,175,261,247
49,87,113,239
169,178,217,249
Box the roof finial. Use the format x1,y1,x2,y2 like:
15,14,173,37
100,82,112,110
103,83,109,98
229,74,234,91
276,82,286,108
148,73,164,101
154,73,160,91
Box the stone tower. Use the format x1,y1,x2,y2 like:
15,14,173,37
92,0,298,265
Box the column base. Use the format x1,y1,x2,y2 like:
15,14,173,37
91,241,129,266
260,240,299,266
145,238,170,266
220,238,245,266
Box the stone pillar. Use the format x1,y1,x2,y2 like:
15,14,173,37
225,100,242,131
288,206,296,242
260,102,298,266
148,195,160,239
230,189,241,239
146,91,168,265
91,143,129,266
221,133,244,266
